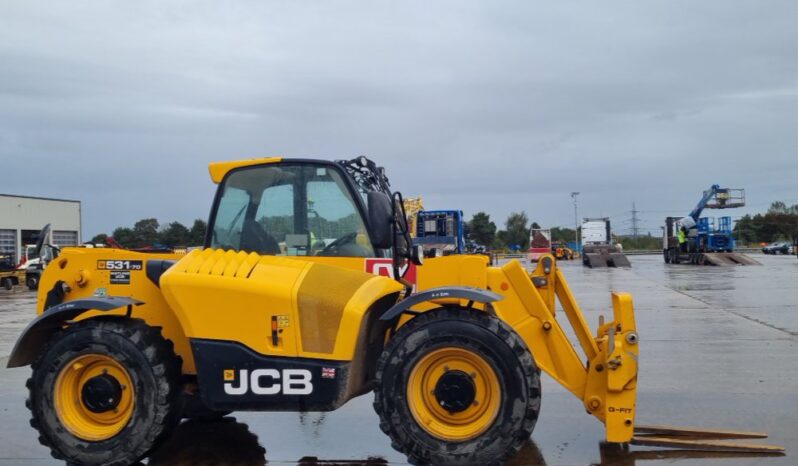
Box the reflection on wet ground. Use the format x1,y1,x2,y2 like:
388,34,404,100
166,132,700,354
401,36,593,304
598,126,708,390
0,254,796,465
140,417,391,466
138,417,784,466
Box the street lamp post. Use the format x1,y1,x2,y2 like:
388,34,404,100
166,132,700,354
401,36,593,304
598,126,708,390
571,192,580,253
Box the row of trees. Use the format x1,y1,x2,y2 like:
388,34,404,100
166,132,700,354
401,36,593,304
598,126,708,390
467,200,798,252
92,200,797,252
467,211,578,251
467,212,518,250
90,218,207,249
734,202,798,244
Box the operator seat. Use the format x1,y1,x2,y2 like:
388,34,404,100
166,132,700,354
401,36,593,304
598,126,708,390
240,219,280,255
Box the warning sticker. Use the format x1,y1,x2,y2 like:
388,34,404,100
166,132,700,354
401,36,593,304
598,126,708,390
276,315,290,328
109,270,131,285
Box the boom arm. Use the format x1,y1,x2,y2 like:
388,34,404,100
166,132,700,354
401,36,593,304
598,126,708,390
688,185,746,221
486,256,639,443
688,184,721,221
480,255,781,452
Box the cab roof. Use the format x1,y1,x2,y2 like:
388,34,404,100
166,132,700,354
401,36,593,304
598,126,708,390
207,157,283,184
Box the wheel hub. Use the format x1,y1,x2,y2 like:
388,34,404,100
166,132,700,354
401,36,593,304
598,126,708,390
54,353,136,441
81,373,123,413
434,370,476,413
407,347,502,441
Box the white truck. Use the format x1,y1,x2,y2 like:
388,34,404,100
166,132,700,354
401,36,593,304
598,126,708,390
580,218,630,268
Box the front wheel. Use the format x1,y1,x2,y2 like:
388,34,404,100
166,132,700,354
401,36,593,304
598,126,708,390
27,318,183,466
26,275,38,290
374,308,541,466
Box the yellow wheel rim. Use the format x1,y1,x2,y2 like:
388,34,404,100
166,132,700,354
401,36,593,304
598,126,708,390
407,347,501,441
54,354,135,441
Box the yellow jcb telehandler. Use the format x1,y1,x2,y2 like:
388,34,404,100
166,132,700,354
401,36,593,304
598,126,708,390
8,156,783,466
551,241,574,261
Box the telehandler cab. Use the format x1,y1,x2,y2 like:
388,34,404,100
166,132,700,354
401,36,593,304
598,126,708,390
9,156,782,465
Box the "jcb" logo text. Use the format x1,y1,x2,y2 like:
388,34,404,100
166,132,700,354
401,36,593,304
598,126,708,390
223,369,313,396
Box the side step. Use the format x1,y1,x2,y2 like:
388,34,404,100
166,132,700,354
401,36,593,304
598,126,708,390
632,424,784,454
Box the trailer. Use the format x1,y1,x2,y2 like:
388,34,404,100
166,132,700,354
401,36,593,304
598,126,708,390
527,229,552,262
581,218,630,268
413,210,465,257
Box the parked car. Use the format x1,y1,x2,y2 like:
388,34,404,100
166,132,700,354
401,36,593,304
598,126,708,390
762,242,793,255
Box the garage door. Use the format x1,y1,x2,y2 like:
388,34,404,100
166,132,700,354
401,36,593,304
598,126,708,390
0,229,16,264
53,230,79,247
0,229,16,255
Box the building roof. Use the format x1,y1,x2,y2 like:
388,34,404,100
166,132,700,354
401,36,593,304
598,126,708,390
0,193,81,204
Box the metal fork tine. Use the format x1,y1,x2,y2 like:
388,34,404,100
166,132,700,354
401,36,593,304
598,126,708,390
634,424,768,439
631,436,785,454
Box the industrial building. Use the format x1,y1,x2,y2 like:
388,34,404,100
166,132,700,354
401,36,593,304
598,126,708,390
0,194,81,264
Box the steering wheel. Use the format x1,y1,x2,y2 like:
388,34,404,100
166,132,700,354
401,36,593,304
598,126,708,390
318,232,358,256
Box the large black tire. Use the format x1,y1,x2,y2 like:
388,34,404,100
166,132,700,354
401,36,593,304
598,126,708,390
2,277,12,291
374,308,541,466
27,318,183,466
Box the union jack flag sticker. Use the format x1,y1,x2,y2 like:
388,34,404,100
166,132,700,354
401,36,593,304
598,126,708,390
321,367,336,379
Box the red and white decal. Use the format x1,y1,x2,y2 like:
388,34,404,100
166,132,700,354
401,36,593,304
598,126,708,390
365,258,417,289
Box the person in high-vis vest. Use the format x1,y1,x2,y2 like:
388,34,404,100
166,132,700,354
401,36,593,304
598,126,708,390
677,226,687,252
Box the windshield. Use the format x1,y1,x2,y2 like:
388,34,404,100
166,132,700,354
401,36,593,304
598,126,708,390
210,163,375,257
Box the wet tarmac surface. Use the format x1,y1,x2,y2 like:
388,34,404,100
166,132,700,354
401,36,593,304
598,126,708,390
0,254,796,465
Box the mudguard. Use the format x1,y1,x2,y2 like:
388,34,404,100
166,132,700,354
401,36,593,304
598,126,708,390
379,286,503,321
6,296,143,368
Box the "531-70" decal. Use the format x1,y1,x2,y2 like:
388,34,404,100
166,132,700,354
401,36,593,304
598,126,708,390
97,260,143,271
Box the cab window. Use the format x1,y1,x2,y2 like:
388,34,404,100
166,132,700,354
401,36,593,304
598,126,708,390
210,163,375,257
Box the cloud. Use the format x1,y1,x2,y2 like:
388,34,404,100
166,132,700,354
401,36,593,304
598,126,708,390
0,0,796,239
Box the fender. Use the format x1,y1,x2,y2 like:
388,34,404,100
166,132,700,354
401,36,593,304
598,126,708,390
6,296,143,368
380,286,503,321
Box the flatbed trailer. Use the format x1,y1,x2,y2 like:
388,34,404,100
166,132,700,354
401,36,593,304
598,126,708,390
582,244,631,267
667,251,760,266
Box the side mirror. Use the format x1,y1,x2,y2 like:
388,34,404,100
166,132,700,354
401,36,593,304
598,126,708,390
367,191,393,249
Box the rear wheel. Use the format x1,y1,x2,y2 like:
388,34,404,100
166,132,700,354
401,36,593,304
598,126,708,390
374,308,541,466
2,277,12,290
27,318,182,466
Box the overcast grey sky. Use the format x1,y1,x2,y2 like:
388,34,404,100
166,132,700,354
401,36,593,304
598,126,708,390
1,1,797,239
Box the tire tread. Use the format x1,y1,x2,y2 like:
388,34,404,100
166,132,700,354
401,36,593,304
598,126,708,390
373,308,541,466
26,317,182,466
